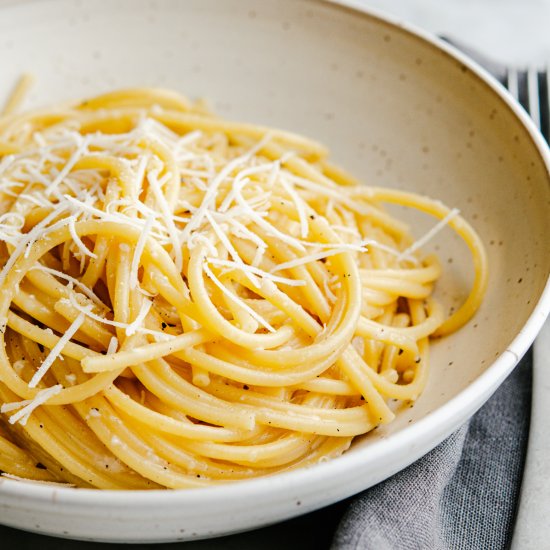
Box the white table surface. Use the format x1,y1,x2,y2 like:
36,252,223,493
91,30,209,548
511,321,550,550
356,0,550,66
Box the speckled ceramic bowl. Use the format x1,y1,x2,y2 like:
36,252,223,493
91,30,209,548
0,0,548,542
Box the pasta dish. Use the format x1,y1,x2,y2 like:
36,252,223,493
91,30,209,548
0,83,487,489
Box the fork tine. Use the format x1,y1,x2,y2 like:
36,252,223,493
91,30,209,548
507,68,520,102
527,68,541,130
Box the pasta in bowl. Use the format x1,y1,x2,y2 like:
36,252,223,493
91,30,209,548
0,87,487,489
0,0,548,542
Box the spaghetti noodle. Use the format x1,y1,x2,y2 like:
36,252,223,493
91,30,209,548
0,87,487,489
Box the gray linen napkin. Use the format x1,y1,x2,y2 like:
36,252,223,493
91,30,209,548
331,354,532,550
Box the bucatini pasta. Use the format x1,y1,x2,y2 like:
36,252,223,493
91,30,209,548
0,83,487,489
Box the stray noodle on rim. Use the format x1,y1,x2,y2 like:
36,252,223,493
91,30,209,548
0,77,487,489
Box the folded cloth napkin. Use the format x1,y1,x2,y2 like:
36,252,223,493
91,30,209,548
331,353,532,550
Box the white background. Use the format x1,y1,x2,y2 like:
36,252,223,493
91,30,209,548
356,0,550,66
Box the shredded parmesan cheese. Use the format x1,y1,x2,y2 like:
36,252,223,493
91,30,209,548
66,295,170,340
0,203,69,287
3,385,62,426
130,213,156,289
147,168,183,271
208,257,305,287
28,312,86,388
397,208,460,261
46,134,90,197
203,263,275,332
279,174,309,238
107,336,119,355
125,299,153,336
271,247,364,273
205,210,259,288
30,264,106,308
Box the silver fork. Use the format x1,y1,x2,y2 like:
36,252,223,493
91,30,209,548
506,67,550,140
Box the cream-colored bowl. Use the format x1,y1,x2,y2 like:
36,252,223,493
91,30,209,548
0,0,548,543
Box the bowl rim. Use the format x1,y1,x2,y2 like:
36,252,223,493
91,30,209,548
0,0,549,507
